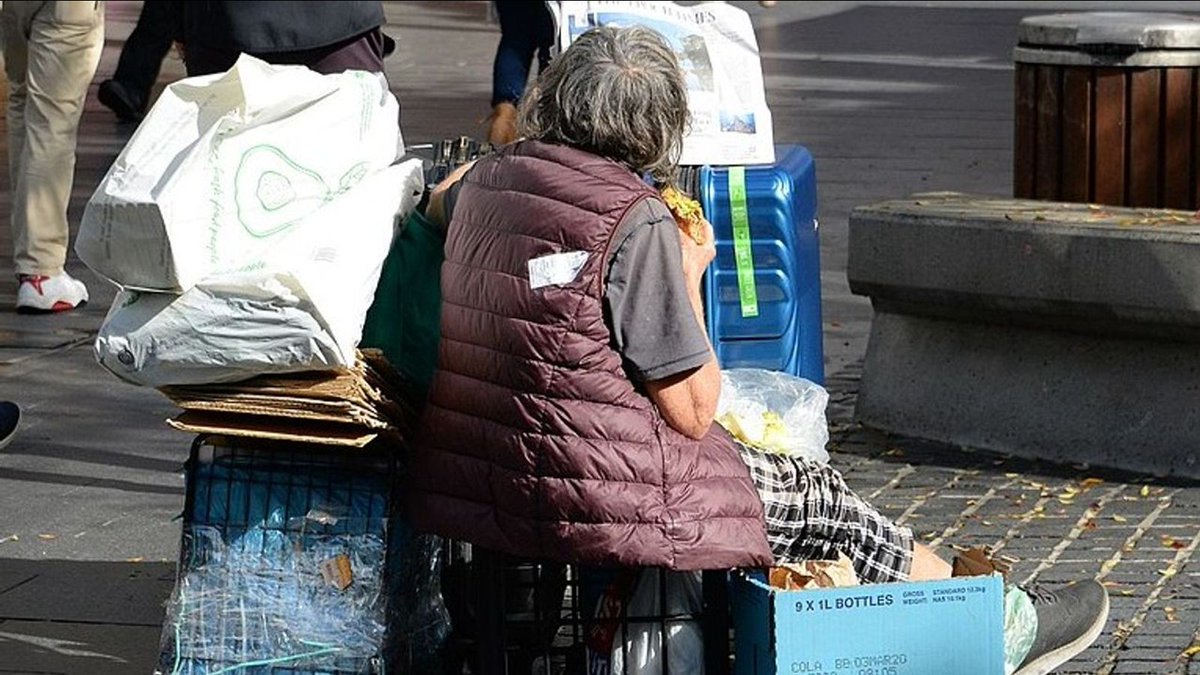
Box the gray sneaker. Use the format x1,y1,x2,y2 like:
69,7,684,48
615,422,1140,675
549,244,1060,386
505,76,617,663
0,401,19,451
1013,580,1109,675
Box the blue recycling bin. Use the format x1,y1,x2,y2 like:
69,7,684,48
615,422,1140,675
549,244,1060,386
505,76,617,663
699,145,824,385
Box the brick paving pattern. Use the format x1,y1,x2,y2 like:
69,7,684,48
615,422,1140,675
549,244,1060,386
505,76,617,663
827,364,1200,674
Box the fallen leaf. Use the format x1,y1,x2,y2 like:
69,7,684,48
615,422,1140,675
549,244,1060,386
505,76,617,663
125,557,145,563
883,448,905,457
1182,643,1200,658
0,534,17,544
1141,485,1150,497
1162,535,1186,550
37,534,57,541
1005,473,1020,479
1080,478,1104,489
1164,606,1179,623
1111,514,1127,523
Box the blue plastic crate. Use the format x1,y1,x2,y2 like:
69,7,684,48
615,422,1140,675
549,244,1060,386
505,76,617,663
699,146,824,384
157,437,395,675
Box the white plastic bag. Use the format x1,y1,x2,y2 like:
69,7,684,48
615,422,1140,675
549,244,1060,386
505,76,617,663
96,281,340,387
94,161,421,386
716,369,830,463
77,54,404,292
593,570,705,675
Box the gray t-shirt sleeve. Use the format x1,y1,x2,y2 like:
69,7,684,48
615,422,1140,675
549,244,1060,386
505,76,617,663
604,199,713,382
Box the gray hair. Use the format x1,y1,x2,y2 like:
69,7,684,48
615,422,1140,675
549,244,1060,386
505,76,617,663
518,25,689,182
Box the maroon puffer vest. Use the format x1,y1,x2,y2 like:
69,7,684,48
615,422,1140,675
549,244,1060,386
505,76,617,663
408,141,772,570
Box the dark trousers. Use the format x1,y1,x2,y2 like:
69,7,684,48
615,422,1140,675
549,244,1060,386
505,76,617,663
183,28,386,78
111,0,179,109
492,1,555,106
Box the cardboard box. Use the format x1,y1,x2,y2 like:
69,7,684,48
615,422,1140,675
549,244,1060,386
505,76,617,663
733,572,1005,675
161,349,417,448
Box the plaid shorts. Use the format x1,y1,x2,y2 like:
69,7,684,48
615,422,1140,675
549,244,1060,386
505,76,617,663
736,443,914,584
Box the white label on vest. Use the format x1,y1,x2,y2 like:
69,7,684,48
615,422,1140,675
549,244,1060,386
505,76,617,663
528,251,589,289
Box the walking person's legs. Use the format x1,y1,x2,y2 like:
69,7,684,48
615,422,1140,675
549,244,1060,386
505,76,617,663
99,0,179,121
3,0,104,312
487,1,554,145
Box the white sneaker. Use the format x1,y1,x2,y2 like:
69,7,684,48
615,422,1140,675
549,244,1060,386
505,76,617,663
16,272,90,313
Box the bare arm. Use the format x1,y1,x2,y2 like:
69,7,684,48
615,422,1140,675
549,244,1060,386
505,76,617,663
644,220,720,440
424,160,477,229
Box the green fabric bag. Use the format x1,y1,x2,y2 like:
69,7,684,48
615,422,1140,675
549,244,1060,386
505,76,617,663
360,208,444,394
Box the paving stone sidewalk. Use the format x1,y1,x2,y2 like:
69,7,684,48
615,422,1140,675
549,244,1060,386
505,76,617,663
825,364,1200,675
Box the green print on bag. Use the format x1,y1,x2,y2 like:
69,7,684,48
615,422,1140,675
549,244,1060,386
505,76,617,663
234,145,369,238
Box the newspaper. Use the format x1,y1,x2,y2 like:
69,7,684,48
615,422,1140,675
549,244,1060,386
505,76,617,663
554,1,775,166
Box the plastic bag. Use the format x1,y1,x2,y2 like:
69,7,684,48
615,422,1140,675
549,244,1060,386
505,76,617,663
716,369,830,463
1004,585,1038,675
96,280,337,387
589,570,705,675
94,160,423,386
77,54,406,292
159,520,388,673
386,526,452,673
360,208,445,393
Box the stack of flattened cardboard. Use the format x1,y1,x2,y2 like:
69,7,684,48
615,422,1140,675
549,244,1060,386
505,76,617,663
160,349,418,447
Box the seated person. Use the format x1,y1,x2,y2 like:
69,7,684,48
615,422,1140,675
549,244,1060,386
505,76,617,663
408,26,1107,675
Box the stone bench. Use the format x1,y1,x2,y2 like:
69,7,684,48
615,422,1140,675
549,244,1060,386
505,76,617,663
848,192,1200,478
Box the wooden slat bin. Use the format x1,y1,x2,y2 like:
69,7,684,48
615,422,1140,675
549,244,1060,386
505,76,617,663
1014,12,1200,209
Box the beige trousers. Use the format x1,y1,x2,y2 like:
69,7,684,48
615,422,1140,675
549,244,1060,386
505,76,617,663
2,0,104,277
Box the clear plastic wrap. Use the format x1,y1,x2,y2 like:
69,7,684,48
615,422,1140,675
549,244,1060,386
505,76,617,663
386,528,452,673
716,368,830,463
159,510,388,674
157,440,406,675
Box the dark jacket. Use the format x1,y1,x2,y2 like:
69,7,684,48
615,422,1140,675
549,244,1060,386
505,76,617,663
407,141,772,570
181,1,384,53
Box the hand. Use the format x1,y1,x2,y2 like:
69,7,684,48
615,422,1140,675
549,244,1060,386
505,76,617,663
679,218,716,287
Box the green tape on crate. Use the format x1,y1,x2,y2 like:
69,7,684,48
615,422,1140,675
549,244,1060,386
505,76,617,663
729,166,759,318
